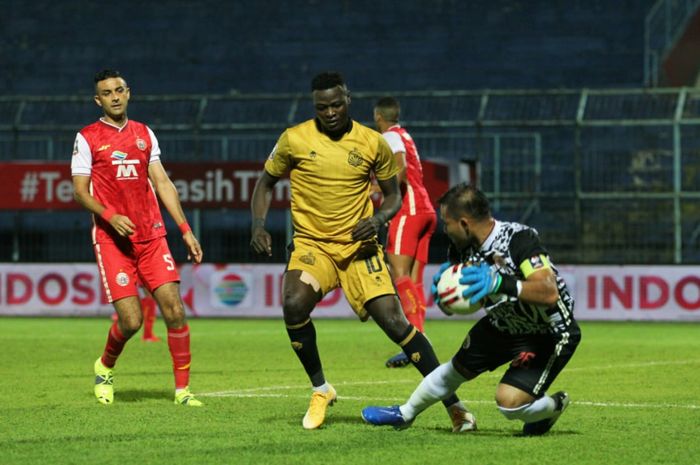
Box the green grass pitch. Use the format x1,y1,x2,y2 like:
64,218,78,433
1,317,698,465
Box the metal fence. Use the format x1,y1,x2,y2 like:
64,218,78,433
1,87,700,264
644,0,700,86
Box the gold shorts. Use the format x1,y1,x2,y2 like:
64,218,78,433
287,237,396,320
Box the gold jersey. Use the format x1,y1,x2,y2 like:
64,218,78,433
265,119,398,244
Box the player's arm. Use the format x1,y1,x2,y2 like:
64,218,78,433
72,175,136,237
516,264,559,305
460,230,559,305
250,170,279,256
351,174,401,241
147,161,203,263
393,151,407,186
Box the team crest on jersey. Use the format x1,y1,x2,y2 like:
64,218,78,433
135,138,147,151
347,148,363,167
115,272,129,287
299,252,315,265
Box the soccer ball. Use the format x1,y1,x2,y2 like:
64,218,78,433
436,264,482,315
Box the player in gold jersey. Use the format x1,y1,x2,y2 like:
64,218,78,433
250,72,475,432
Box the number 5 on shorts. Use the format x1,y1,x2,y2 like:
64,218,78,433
163,253,175,271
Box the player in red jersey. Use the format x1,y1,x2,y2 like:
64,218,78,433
72,69,203,406
374,97,438,368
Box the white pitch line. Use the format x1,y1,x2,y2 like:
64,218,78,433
199,378,700,410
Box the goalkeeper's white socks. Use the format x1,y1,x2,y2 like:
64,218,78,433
498,395,557,423
400,360,467,420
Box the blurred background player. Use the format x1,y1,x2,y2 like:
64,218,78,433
250,71,475,432
362,184,581,435
72,69,204,406
110,283,160,342
373,97,437,368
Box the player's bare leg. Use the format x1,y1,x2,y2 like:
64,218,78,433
94,296,142,405
496,383,569,435
385,254,427,368
153,282,202,406
282,270,335,429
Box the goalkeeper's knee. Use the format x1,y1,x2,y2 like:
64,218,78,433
497,396,556,423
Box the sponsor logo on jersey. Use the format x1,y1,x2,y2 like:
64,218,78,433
309,150,317,159
116,272,129,287
98,144,111,152
153,222,163,230
111,150,127,160
135,138,147,151
72,140,79,156
347,148,363,167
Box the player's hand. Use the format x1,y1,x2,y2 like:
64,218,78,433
250,226,272,256
182,231,203,264
351,215,383,241
431,261,452,314
109,214,136,237
459,263,502,304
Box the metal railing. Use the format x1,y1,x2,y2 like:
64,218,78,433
644,0,700,86
2,87,700,264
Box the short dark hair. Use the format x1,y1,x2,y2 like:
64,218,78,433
94,69,124,85
438,183,491,221
374,96,400,122
311,71,346,92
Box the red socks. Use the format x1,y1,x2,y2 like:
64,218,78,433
101,322,129,368
141,296,159,341
168,325,192,389
395,276,426,332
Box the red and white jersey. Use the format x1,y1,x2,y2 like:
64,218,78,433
71,118,166,244
382,125,434,215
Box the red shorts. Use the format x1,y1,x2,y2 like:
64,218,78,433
94,236,180,303
386,211,437,263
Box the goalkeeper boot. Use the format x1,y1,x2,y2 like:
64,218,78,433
94,357,114,405
361,405,413,430
523,391,569,436
448,404,477,433
302,384,337,429
385,352,410,368
174,386,203,407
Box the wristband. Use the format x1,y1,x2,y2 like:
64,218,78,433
498,274,519,297
178,222,192,235
100,208,116,222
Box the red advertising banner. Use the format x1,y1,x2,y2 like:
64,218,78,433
0,160,449,211
0,162,289,210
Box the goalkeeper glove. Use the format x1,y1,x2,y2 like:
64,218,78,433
459,263,519,304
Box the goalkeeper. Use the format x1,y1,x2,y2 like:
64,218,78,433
362,183,581,435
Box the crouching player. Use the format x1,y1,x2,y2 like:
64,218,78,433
362,184,581,435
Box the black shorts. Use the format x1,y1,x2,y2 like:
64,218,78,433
452,317,581,398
